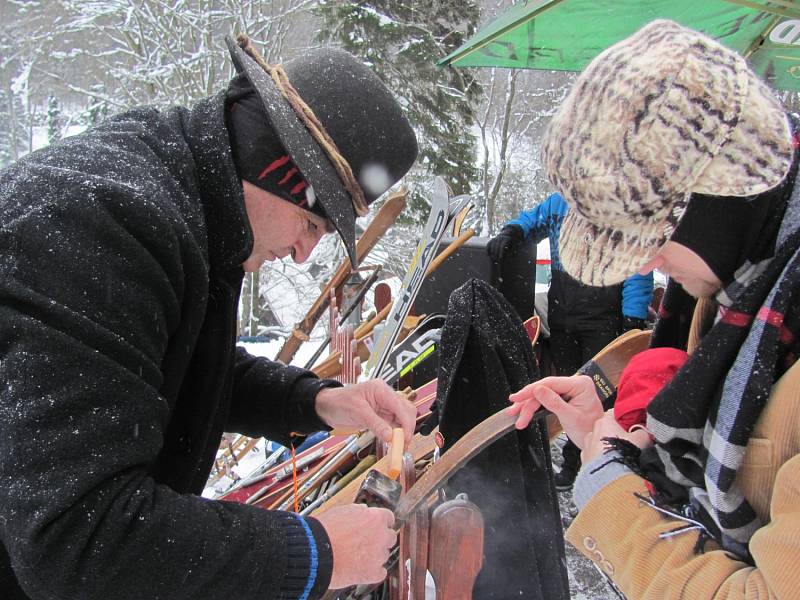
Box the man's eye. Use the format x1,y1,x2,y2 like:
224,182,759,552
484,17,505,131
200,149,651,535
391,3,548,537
307,219,318,233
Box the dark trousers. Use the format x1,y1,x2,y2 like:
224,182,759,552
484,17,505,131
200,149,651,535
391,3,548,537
550,325,619,470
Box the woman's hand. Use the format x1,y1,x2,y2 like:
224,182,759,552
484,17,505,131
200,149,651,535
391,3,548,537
581,411,655,463
507,375,603,448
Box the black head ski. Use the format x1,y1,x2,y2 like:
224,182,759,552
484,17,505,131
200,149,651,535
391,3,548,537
365,177,452,378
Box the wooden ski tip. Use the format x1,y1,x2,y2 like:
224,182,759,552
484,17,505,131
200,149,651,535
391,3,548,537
387,428,404,479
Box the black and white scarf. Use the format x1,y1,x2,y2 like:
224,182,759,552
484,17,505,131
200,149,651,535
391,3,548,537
640,151,800,559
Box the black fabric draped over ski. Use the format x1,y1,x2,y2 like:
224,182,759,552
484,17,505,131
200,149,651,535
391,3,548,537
421,279,569,600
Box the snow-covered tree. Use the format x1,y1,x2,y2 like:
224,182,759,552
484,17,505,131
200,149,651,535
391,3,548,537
0,0,48,165
315,1,481,201
472,67,574,235
82,84,110,127
0,85,26,168
45,0,320,109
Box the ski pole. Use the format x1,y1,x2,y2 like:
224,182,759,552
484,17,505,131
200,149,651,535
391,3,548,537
245,446,326,505
274,431,375,511
299,454,377,515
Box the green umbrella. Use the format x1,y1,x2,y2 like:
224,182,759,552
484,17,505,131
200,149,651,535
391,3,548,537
439,0,800,91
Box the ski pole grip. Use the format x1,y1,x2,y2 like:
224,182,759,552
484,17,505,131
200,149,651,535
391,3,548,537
387,428,404,479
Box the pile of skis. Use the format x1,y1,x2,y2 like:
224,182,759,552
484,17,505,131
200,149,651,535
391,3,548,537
213,177,465,504
209,178,540,599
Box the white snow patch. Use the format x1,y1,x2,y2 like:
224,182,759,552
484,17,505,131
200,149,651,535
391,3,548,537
359,163,391,197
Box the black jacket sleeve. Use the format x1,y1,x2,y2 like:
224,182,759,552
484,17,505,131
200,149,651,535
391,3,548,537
228,347,337,445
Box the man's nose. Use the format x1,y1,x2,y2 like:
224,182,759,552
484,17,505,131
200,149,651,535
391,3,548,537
292,231,324,263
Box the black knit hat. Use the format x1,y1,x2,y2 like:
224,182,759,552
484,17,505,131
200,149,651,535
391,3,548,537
225,35,418,267
226,87,328,220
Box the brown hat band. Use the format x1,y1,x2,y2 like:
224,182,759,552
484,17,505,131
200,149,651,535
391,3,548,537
236,34,369,217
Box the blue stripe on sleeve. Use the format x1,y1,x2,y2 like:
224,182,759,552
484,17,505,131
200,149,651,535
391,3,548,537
296,516,319,600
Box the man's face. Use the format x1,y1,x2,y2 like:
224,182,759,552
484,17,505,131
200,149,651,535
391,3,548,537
638,241,722,299
241,181,334,272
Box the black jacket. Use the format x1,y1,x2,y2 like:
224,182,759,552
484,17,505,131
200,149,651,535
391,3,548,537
547,269,622,334
0,93,334,599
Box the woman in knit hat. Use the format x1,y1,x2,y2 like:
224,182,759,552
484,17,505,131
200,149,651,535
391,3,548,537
509,19,800,598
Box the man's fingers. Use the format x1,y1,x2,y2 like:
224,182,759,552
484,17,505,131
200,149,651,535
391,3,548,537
393,394,417,445
382,393,415,445
365,566,388,585
373,419,394,444
371,383,416,445
361,407,393,444
367,506,395,530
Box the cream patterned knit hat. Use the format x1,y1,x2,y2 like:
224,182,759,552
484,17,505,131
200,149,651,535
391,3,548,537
542,20,793,286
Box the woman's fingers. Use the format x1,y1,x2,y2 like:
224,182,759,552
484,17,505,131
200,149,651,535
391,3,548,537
511,397,541,429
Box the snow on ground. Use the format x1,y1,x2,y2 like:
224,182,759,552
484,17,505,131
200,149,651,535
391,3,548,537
31,125,87,152
551,434,620,600
241,339,324,368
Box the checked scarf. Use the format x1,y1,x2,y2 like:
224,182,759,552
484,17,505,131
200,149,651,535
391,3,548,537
641,155,800,559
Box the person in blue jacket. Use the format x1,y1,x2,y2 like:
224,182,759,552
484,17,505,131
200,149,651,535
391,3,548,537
488,192,653,489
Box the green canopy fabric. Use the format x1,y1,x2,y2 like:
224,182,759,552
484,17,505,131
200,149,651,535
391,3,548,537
439,0,800,91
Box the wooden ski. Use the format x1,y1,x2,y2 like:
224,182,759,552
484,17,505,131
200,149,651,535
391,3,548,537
427,496,484,599
275,190,406,365
311,318,546,513
393,329,651,526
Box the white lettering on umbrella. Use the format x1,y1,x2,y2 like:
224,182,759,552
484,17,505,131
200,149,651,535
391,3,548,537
770,20,800,46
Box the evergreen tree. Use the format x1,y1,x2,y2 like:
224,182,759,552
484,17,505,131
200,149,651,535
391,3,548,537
315,1,482,215
84,84,110,127
46,95,63,144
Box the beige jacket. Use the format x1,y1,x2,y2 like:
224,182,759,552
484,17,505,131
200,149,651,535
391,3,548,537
566,359,800,598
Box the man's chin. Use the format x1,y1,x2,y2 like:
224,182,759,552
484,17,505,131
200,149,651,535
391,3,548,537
241,254,270,272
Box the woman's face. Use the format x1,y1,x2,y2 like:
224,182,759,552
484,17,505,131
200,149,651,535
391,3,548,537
638,241,722,299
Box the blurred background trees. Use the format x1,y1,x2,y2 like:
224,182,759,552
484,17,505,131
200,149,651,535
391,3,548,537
0,0,655,338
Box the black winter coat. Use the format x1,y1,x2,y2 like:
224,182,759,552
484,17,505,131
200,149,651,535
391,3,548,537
0,93,334,599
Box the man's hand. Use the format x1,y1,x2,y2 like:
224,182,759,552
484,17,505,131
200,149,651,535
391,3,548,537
315,504,396,589
315,380,416,445
581,410,654,463
486,224,525,262
507,375,603,448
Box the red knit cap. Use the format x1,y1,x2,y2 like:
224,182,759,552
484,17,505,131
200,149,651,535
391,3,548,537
614,347,689,431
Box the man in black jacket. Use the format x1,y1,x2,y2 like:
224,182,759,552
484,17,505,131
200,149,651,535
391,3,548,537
0,35,418,599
